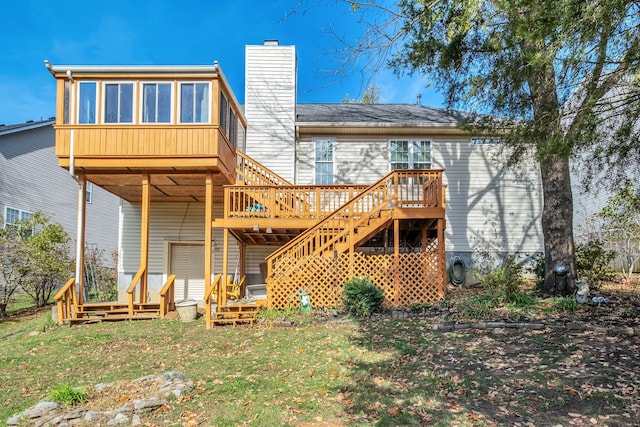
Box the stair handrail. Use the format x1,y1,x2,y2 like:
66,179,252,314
54,277,78,325
126,266,146,316
236,150,291,186
159,274,176,318
266,169,444,275
267,170,395,266
205,274,223,329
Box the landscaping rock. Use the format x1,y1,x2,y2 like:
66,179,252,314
6,372,193,426
106,412,129,426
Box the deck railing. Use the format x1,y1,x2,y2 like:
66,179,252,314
54,278,78,325
225,185,368,220
236,150,291,186
266,170,444,277
159,274,176,318
126,266,146,316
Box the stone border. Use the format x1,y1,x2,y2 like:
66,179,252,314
6,371,193,426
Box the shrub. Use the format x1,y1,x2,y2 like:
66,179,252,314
49,384,88,406
575,240,616,290
343,276,385,317
476,255,527,303
531,253,545,293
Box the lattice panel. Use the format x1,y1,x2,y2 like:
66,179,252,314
266,248,446,309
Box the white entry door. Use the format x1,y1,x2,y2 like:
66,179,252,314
170,243,205,303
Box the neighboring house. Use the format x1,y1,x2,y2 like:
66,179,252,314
46,41,543,327
0,119,120,257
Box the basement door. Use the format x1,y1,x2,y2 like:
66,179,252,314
170,243,205,303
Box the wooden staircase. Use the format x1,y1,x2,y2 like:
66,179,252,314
264,169,446,308
69,302,162,324
267,170,442,270
54,274,177,325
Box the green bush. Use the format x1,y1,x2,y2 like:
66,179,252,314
575,240,616,290
476,255,527,303
343,276,385,317
49,384,88,406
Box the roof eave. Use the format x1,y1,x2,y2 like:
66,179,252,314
44,61,221,77
296,122,469,136
0,119,55,136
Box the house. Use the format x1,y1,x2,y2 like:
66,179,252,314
46,41,542,327
0,119,119,258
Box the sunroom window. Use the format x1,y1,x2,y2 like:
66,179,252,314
104,83,134,123
78,82,97,124
142,83,172,123
180,83,209,123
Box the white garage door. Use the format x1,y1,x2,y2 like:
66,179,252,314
170,243,205,303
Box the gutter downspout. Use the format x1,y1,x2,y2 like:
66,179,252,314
67,70,85,304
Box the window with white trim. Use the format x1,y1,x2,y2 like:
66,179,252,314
314,139,334,184
86,182,93,204
142,83,172,123
470,137,502,145
104,82,134,123
179,82,209,123
389,140,431,170
4,206,32,228
78,82,97,124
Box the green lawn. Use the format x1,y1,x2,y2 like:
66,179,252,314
1,284,639,426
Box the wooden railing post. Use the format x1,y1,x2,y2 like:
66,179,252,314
159,275,176,318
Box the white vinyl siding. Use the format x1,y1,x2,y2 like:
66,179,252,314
118,202,240,299
0,124,119,254
431,136,543,253
296,134,543,254
297,136,388,184
245,44,297,183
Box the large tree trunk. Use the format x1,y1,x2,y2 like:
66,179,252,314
539,155,576,295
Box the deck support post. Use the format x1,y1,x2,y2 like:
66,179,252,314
140,173,150,304
240,241,246,286
348,213,355,276
205,172,213,326
421,225,428,253
221,228,229,307
393,219,400,299
437,218,446,295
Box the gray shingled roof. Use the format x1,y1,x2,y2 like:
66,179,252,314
296,103,471,125
0,118,55,136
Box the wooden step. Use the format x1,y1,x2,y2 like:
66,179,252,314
65,311,160,325
211,304,258,326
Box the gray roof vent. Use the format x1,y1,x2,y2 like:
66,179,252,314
264,40,279,46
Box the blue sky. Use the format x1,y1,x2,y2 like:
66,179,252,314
0,0,443,125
